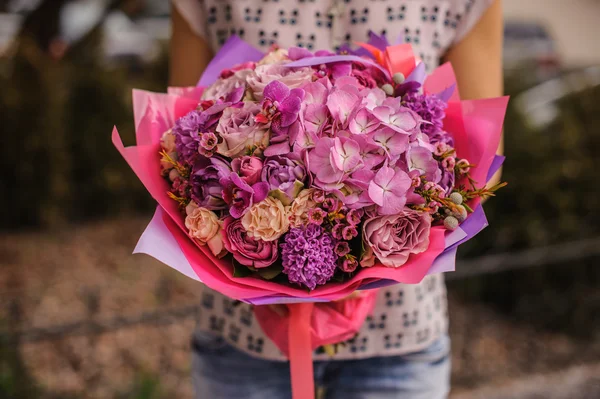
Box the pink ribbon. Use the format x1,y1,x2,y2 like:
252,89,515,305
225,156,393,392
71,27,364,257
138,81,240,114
288,303,316,399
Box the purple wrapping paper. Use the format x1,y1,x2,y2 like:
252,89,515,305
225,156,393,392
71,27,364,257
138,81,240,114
245,296,330,306
406,62,426,84
487,155,505,182
197,35,264,87
286,55,391,78
135,207,200,282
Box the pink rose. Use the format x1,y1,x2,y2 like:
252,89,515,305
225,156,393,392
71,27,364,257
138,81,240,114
247,64,314,101
231,156,263,185
216,103,269,158
350,63,388,89
222,217,278,268
202,69,254,101
361,209,431,268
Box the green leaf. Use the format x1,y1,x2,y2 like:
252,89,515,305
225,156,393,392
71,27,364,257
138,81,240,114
257,265,283,280
232,261,253,278
268,189,292,206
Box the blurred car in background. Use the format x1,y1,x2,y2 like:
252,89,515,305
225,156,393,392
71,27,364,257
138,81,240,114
0,12,22,56
504,21,560,80
515,65,600,129
0,0,169,64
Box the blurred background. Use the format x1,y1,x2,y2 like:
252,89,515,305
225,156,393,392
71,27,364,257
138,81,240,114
0,0,599,398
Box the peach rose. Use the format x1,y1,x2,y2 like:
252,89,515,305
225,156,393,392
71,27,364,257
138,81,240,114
288,189,318,227
241,197,290,242
185,202,225,257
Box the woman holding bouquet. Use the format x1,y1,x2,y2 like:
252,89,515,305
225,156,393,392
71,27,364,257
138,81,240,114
169,0,503,398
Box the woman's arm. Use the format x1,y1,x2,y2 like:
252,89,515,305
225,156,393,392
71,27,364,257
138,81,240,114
443,0,504,185
170,5,213,87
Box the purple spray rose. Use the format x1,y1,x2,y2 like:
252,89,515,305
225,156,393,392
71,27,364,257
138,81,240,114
281,224,338,290
191,155,232,210
361,209,432,268
261,154,307,200
172,105,226,163
216,103,269,158
222,217,278,268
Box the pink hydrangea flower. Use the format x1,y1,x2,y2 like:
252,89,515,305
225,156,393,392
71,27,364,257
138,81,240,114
368,165,412,215
308,137,364,190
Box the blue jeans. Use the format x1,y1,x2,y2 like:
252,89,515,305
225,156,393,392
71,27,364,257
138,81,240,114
191,332,451,399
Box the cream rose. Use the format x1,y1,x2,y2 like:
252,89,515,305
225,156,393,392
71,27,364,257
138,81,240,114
185,202,225,257
257,49,289,66
201,69,254,101
246,64,314,101
288,189,318,227
241,197,290,242
160,130,176,152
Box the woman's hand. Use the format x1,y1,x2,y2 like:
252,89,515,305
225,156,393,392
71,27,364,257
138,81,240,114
443,0,504,186
170,4,213,86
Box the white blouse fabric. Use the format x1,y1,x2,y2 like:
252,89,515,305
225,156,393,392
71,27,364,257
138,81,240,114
172,0,493,361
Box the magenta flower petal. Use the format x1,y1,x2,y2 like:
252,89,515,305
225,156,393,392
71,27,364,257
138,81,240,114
279,95,302,127
252,181,270,202
263,80,290,102
229,172,253,193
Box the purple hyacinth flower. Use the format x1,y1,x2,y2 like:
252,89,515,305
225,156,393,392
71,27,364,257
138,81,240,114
261,154,307,200
281,224,338,290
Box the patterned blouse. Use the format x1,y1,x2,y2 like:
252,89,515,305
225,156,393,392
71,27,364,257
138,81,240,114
172,0,493,361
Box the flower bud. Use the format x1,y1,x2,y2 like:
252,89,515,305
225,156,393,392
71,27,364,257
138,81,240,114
453,205,468,222
168,169,181,182
381,83,394,96
392,72,405,84
449,192,463,205
443,215,459,230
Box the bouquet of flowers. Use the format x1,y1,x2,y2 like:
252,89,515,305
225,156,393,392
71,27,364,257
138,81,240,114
113,34,507,399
